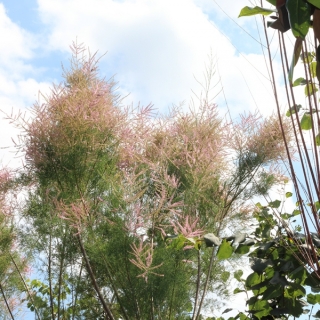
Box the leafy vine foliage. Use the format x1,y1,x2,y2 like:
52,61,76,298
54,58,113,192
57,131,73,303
239,0,320,82
235,0,320,319
203,198,320,320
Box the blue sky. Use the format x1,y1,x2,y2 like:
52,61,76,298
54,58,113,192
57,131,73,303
0,0,310,318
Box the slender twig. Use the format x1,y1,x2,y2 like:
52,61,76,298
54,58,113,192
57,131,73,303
192,250,201,320
48,232,55,320
77,234,114,320
9,253,41,320
124,238,141,320
72,260,84,320
0,282,15,320
102,258,130,320
57,229,67,320
195,248,216,320
168,261,178,320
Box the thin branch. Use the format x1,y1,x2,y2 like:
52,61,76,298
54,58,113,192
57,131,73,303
0,282,15,320
9,253,41,320
77,234,114,320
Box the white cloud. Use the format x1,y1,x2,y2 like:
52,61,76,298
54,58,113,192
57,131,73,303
0,4,35,65
0,4,50,168
37,0,221,108
36,0,283,115
0,78,50,169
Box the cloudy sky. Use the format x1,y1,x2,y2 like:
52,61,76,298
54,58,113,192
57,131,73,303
0,0,294,168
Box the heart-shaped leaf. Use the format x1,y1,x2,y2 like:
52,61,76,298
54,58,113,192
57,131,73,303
286,0,311,38
216,239,233,260
300,113,312,129
289,37,303,82
307,0,320,9
239,6,275,17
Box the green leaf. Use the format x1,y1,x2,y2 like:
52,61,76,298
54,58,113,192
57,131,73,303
266,0,276,5
281,213,292,219
256,202,263,209
194,240,202,250
270,271,288,286
289,38,303,82
246,272,262,287
292,77,307,86
316,134,320,146
300,112,313,130
235,244,250,254
217,239,233,260
307,0,320,9
251,299,272,319
287,283,306,298
263,284,282,300
286,0,311,38
286,104,302,116
310,61,317,78
238,6,275,17
286,192,293,198
233,270,243,281
250,258,273,274
170,235,187,250
315,201,320,211
304,83,318,96
301,51,315,63
234,287,245,294
222,308,233,314
234,270,243,281
239,313,250,320
269,200,281,208
307,293,319,304
221,271,231,282
293,209,301,216
282,297,304,317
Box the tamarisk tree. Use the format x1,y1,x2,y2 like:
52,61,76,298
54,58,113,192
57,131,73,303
3,42,292,319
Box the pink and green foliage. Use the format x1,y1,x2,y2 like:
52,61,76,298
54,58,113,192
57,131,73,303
0,168,30,319
6,42,293,319
129,240,164,281
171,215,204,240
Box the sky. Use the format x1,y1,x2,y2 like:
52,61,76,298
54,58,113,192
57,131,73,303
0,0,292,169
0,0,311,318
